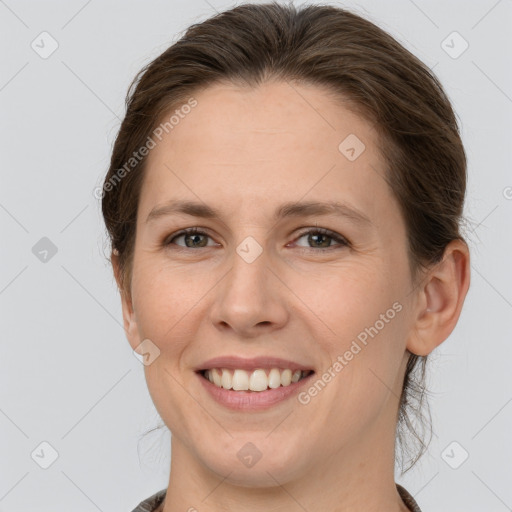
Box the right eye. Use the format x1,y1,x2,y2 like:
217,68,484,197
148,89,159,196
164,228,218,249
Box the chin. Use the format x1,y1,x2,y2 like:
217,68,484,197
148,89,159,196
194,431,311,487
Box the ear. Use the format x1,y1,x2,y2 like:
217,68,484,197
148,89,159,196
112,252,140,351
407,239,471,356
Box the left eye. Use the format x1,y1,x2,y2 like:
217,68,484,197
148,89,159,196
165,227,349,250
292,228,349,250
166,228,217,249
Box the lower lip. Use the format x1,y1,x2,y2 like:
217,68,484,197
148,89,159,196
196,371,315,411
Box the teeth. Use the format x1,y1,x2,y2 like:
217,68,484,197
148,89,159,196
203,368,309,392
281,369,292,386
232,369,249,391
249,369,268,392
212,368,222,387
291,369,301,383
268,368,282,389
221,369,232,390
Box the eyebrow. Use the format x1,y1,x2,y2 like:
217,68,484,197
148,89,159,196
145,199,372,226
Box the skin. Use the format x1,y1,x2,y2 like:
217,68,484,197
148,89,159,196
114,80,470,512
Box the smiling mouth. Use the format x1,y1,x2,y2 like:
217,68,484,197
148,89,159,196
198,368,314,392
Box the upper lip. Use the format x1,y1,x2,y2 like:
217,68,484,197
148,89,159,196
196,356,314,372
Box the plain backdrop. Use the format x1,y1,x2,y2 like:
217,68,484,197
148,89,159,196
1,0,511,511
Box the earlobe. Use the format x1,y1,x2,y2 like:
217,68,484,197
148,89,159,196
111,252,140,351
406,239,471,356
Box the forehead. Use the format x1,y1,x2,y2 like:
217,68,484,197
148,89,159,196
138,80,394,227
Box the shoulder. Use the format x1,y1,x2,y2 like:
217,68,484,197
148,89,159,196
130,488,167,512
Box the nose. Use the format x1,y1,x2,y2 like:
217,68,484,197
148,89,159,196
208,241,289,338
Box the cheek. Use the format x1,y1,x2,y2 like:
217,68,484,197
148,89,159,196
131,260,211,432
329,269,407,372
301,311,407,447
289,260,395,343
131,255,210,342
294,262,407,410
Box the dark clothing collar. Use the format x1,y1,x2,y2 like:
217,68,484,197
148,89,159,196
131,483,422,512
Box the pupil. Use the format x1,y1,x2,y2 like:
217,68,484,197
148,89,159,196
310,233,329,248
186,234,206,248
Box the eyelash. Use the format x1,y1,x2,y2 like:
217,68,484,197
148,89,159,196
164,227,350,252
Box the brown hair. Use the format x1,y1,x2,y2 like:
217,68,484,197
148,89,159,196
101,2,467,473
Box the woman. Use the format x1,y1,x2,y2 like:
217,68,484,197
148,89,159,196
100,3,470,511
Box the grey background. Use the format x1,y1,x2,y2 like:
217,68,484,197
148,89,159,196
1,0,511,511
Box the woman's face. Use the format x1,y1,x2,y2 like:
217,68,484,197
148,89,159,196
121,80,419,485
